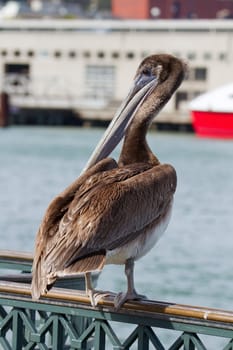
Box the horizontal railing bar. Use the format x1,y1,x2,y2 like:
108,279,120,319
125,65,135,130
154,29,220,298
0,250,33,272
2,281,233,339
1,280,233,326
0,250,33,262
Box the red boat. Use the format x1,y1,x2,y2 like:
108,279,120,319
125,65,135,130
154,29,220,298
190,83,233,138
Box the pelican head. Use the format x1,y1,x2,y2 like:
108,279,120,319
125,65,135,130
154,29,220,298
83,54,186,172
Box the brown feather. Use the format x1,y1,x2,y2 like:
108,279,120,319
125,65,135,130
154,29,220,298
63,253,106,274
31,157,117,299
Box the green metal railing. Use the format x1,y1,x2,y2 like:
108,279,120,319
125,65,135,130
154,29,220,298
1,250,233,349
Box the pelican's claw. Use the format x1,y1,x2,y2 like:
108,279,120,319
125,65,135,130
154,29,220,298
87,289,115,307
114,291,147,310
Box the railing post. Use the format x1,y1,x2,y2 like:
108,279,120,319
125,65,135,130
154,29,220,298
183,333,196,350
224,339,233,350
138,325,149,350
94,320,106,350
52,314,66,350
12,309,24,350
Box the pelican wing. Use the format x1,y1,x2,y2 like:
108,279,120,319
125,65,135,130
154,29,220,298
31,157,117,298
40,162,176,277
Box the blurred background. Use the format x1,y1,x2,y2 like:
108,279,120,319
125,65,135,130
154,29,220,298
0,0,232,131
0,2,233,347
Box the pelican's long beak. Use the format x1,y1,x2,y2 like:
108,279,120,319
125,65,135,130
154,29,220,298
82,75,158,173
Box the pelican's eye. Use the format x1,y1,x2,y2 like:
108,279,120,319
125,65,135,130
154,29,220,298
142,68,152,77
134,67,157,90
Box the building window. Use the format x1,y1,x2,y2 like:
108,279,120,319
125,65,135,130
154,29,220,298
97,51,105,59
14,50,21,57
54,51,62,58
194,67,207,81
83,51,91,58
40,50,49,57
68,51,76,58
185,67,207,81
27,50,35,57
203,52,211,60
112,51,119,59
126,52,135,59
4,63,30,95
171,1,181,18
85,65,115,100
219,52,227,61
1,50,7,57
175,91,188,110
187,52,196,60
193,91,203,98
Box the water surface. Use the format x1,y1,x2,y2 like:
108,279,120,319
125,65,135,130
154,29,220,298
1,126,233,347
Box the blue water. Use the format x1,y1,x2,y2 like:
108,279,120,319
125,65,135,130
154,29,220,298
1,126,233,347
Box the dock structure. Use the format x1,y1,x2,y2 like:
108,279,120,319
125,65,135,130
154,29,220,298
0,19,232,127
1,250,233,349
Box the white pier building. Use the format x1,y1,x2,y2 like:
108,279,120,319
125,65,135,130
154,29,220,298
0,19,232,126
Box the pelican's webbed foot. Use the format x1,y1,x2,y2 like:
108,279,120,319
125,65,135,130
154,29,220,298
87,289,115,307
114,290,147,310
85,272,115,307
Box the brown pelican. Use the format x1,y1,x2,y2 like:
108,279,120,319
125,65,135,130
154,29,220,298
31,54,186,308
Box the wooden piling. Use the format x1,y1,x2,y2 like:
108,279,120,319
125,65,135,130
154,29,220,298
0,92,9,127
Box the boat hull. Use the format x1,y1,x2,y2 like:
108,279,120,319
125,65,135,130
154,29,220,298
192,110,233,138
